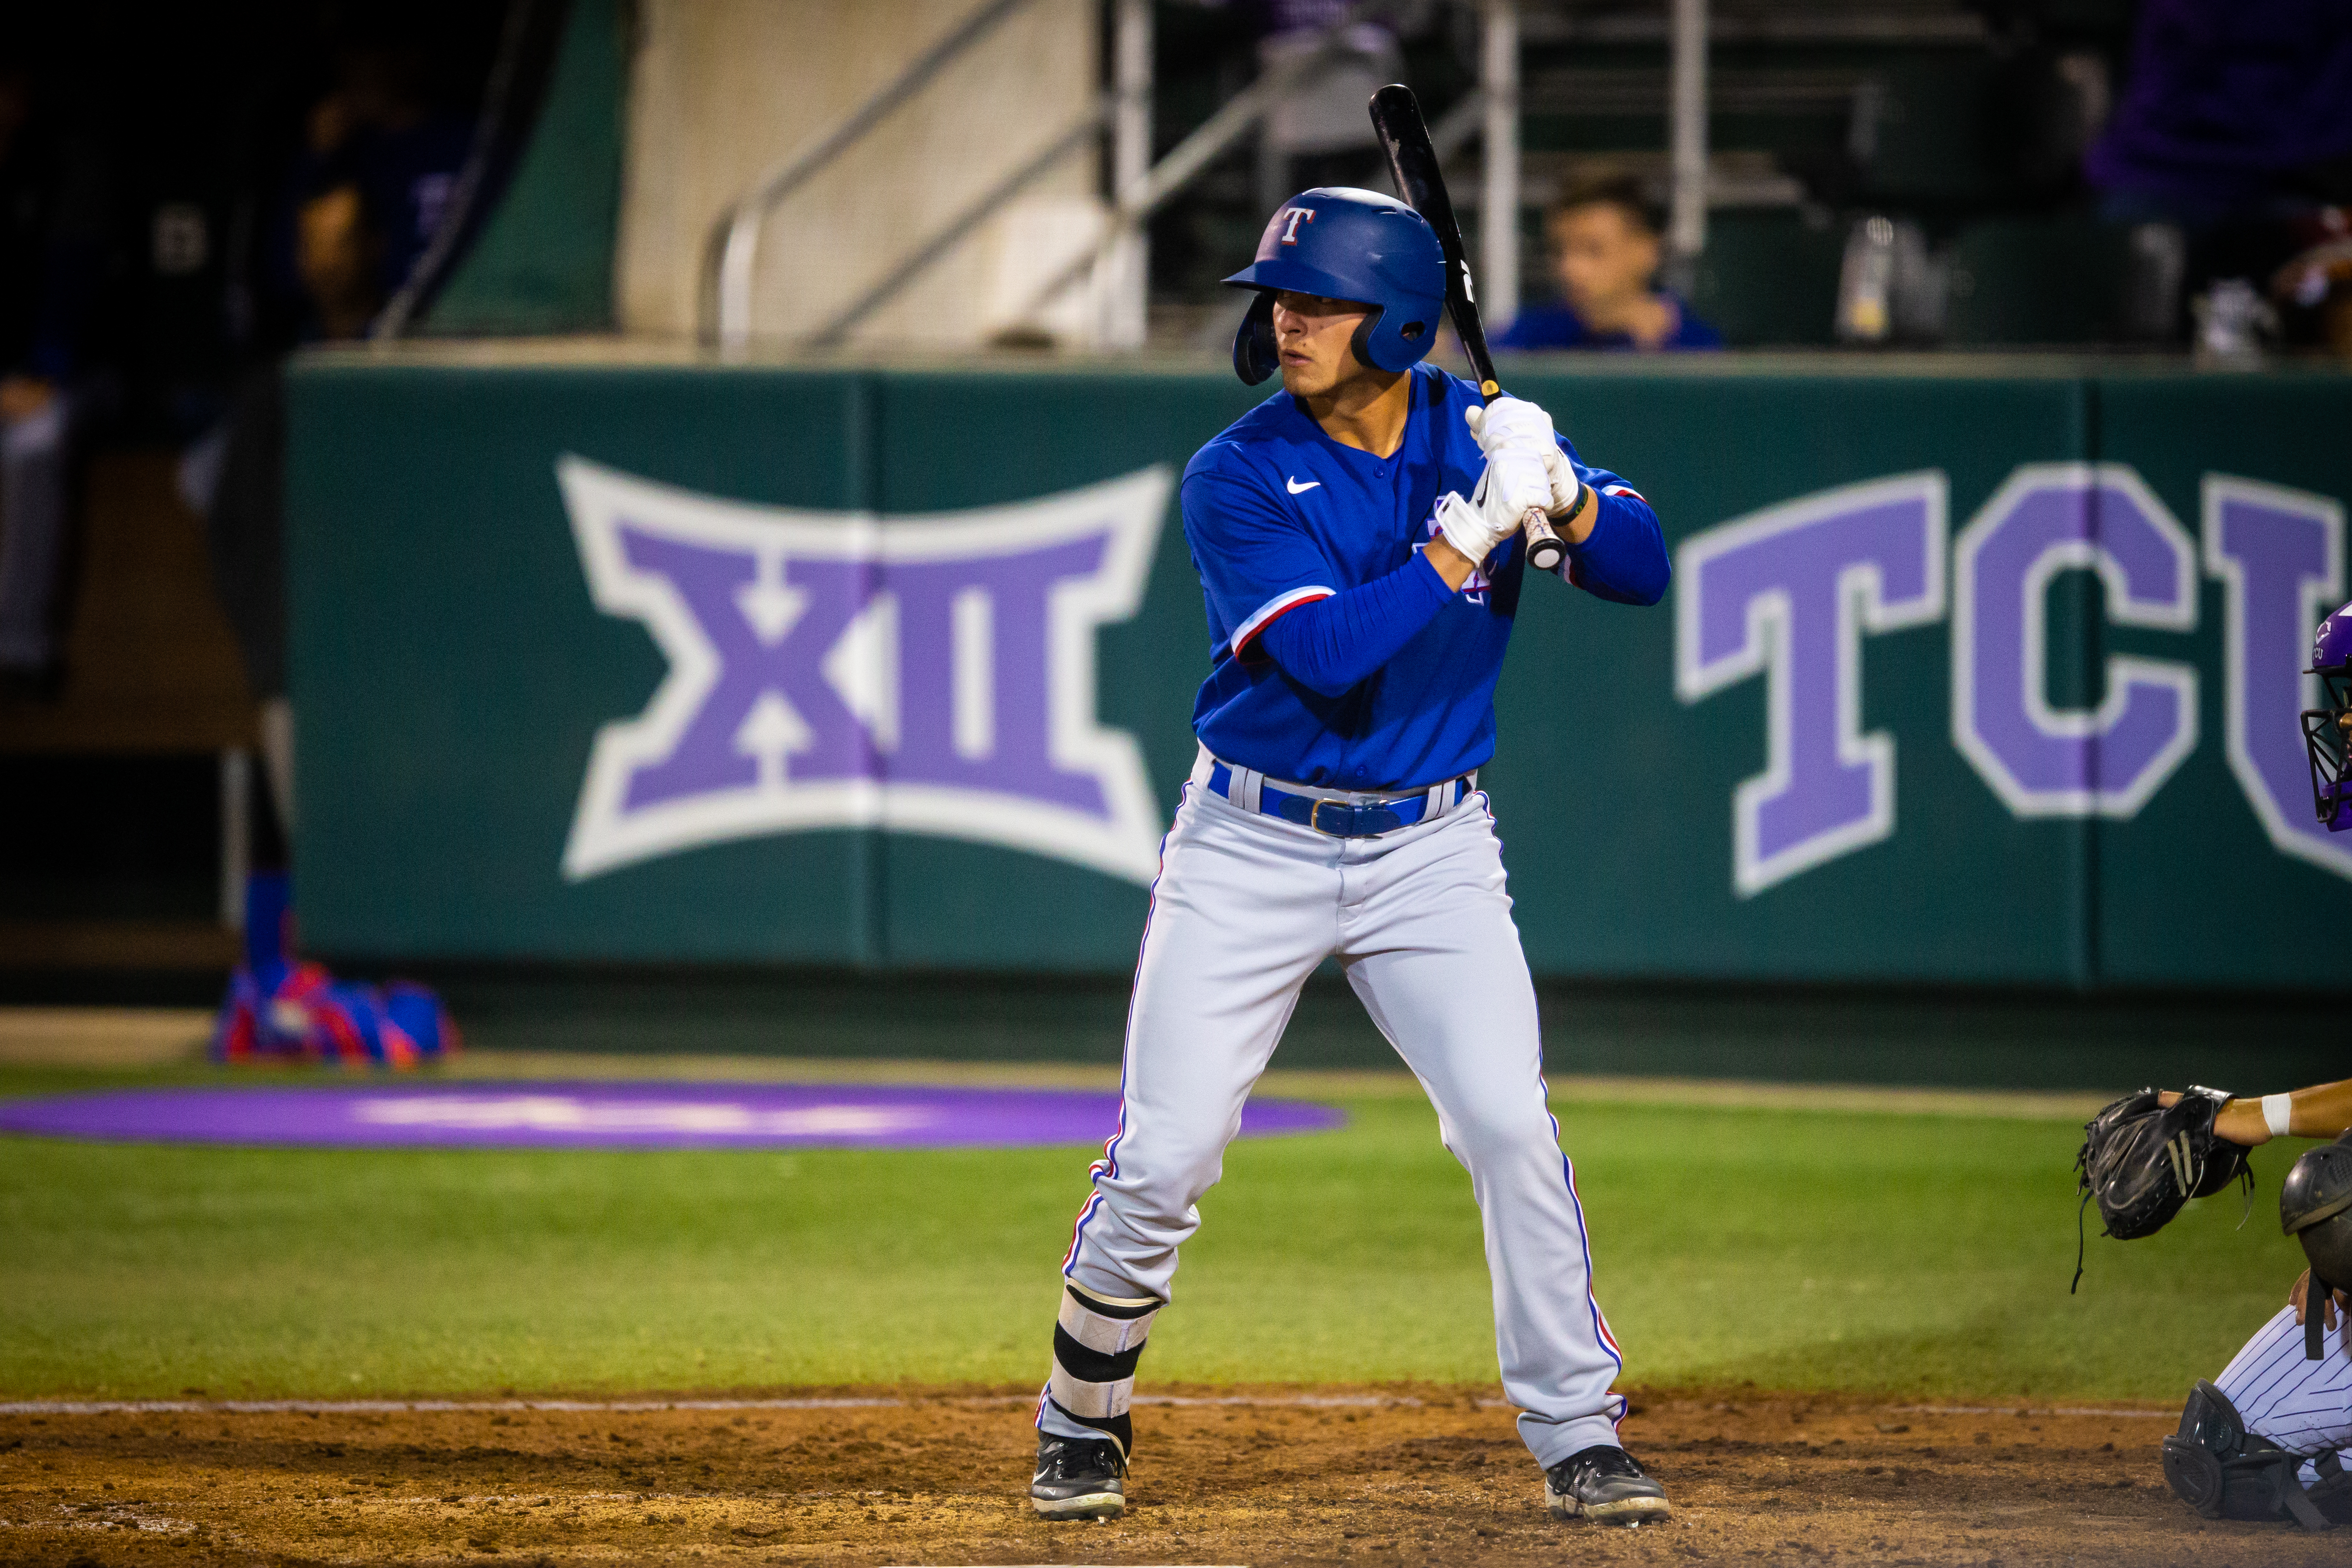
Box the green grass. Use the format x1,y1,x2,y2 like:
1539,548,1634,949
0,1067,2308,1402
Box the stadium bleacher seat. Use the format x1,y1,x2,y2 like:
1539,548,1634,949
1849,54,2008,209
1687,210,1847,346
1942,214,2140,345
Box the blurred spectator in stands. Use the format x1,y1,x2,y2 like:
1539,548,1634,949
194,22,472,832
300,31,472,312
197,172,384,866
180,17,475,1070
2274,215,2352,358
294,182,383,343
0,47,106,694
1498,177,1723,353
2085,0,2352,342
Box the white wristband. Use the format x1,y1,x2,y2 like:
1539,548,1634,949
2263,1093,2294,1137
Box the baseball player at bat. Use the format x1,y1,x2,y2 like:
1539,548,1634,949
1027,186,1672,1527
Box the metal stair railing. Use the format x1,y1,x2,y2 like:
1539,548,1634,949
989,0,1414,348
704,0,1041,351
708,0,1482,352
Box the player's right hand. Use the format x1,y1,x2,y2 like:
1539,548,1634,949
1485,449,1552,525
1464,396,1557,460
2291,1267,2351,1344
1464,401,1557,531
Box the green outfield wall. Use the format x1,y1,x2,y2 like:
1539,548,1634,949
285,354,2352,990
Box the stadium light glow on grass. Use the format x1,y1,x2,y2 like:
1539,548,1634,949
0,1071,2309,1403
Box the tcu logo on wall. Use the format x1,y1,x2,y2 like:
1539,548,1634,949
1678,466,2350,896
558,457,1171,886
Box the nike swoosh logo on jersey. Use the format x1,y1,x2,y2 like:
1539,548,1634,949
1286,477,1321,494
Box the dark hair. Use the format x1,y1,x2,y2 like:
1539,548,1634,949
1553,175,1663,238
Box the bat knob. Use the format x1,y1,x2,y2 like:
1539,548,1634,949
1524,511,1567,574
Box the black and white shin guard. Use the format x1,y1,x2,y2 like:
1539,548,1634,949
1040,1282,1162,1458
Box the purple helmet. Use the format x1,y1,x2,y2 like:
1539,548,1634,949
2304,600,2352,831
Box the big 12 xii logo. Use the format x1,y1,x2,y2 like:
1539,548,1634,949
558,456,1172,886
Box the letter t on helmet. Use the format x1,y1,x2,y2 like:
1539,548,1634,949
1222,187,1448,385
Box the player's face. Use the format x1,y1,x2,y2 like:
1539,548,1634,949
1552,204,1661,318
1270,290,1375,397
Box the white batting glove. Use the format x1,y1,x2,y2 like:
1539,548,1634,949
1432,490,1512,568
1465,396,1567,529
1463,396,1556,459
1475,443,1553,538
1537,443,1587,519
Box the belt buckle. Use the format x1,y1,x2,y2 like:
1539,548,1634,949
1308,797,1339,836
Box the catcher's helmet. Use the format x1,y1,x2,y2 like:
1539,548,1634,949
2282,1135,2352,1287
1224,187,1447,385
2302,600,2352,831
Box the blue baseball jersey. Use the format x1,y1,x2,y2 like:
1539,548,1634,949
1180,361,1665,792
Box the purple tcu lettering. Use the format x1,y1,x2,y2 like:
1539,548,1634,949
1952,464,2198,817
2205,474,2352,883
1676,473,1948,896
557,455,1172,886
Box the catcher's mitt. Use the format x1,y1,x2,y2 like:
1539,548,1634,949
2072,1085,2253,1291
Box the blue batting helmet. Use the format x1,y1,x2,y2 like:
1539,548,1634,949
1224,187,1448,385
2304,600,2352,830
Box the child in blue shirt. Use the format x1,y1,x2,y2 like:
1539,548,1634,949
1498,175,1723,353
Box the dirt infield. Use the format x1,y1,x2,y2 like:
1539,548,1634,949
1,1386,2340,1567
9,1382,2333,1568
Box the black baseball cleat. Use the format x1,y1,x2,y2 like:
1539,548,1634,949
1545,1444,1672,1526
1030,1433,1127,1520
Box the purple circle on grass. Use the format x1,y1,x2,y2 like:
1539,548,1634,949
0,1082,1343,1151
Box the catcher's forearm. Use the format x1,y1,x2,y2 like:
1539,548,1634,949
2218,1078,2352,1146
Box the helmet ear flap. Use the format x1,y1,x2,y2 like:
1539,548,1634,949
1234,292,1279,385
1349,306,1383,372
1351,304,1435,373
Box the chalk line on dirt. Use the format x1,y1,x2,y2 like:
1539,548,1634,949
0,1395,2177,1418
1896,1405,2172,1418
0,1393,1421,1417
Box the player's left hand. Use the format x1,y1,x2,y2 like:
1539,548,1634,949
1434,489,1516,568
2157,1088,2269,1147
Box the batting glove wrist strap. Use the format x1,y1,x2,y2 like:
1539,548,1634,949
1435,490,1509,567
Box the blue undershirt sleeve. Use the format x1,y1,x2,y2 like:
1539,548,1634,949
1562,494,1671,606
1254,551,1457,698
1550,438,1669,606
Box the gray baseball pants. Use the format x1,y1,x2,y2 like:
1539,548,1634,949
1038,760,1628,1467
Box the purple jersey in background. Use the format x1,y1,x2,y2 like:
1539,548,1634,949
2087,0,2352,210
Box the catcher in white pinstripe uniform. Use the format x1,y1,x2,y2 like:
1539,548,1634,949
2153,1078,2352,1530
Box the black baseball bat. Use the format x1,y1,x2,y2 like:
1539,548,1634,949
1367,83,1569,573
